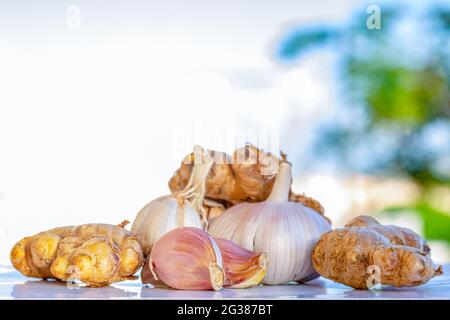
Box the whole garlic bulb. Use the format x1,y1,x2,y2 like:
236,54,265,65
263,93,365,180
209,159,331,285
131,146,213,255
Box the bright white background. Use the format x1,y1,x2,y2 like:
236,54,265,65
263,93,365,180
0,0,360,264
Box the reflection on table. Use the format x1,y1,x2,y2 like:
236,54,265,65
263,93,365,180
1,265,448,299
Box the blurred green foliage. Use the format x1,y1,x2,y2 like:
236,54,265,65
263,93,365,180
380,204,450,243
417,203,450,242
278,4,450,242
278,5,450,185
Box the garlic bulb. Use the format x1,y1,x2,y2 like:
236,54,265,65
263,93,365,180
209,159,332,285
131,145,213,254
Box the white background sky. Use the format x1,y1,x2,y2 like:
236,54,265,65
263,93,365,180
0,0,363,264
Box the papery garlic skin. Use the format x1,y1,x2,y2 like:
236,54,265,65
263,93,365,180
215,238,268,288
142,227,224,291
209,160,331,285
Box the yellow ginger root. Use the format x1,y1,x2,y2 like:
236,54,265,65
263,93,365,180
10,221,144,287
169,144,327,220
312,215,442,289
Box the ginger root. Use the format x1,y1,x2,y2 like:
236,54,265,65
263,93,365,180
312,215,442,289
10,221,144,287
169,144,327,220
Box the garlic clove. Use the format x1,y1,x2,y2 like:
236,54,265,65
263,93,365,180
141,227,225,291
141,256,167,288
214,238,268,288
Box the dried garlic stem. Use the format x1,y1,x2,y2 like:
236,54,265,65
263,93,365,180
176,145,214,227
266,160,292,203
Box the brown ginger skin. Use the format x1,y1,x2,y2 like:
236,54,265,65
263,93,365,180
312,215,442,289
10,221,144,287
169,144,327,219
169,145,275,204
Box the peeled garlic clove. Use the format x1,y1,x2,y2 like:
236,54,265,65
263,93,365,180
142,227,224,291
214,238,268,288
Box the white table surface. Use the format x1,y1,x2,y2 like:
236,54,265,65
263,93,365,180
1,264,449,300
